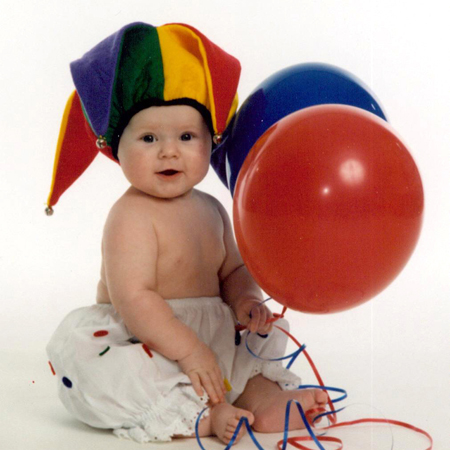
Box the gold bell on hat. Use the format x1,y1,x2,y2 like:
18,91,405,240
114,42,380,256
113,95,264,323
96,136,107,149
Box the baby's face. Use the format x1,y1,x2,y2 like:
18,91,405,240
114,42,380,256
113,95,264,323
118,105,212,199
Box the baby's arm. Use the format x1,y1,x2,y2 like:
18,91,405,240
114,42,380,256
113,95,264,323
215,200,273,334
102,196,225,403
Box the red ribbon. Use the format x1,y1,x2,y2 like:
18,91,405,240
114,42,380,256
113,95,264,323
269,307,433,449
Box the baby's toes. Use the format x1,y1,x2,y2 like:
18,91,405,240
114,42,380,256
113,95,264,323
223,429,240,444
225,418,244,438
222,433,232,444
225,423,245,443
315,389,329,406
227,418,240,431
224,411,254,442
235,409,255,426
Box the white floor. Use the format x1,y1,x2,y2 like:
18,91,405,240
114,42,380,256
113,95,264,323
2,313,446,450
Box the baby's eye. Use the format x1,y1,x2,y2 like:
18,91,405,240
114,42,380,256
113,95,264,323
180,133,192,141
142,134,155,143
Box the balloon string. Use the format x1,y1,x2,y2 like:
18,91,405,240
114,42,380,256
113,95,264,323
272,314,433,449
274,324,337,424
195,302,433,450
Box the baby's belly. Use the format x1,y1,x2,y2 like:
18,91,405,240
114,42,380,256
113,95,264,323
156,267,221,300
95,275,221,305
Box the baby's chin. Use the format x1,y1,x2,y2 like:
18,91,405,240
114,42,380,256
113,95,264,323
136,186,195,200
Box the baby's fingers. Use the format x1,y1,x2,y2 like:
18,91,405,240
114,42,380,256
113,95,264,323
188,372,205,398
216,366,227,395
260,308,274,333
209,370,226,402
199,372,224,404
250,304,274,334
248,306,261,333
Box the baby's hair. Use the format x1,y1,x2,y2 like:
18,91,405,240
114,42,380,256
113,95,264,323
111,98,214,160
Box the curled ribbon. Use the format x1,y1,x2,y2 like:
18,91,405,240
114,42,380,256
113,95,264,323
195,301,433,450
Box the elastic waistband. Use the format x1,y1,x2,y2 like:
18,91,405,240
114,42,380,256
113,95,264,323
93,297,223,311
166,297,223,308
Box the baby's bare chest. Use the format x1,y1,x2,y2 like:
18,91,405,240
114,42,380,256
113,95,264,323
154,205,226,282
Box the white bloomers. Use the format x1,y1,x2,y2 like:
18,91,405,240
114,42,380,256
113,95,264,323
46,297,302,442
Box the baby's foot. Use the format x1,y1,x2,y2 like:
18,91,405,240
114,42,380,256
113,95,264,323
253,388,328,433
210,403,255,445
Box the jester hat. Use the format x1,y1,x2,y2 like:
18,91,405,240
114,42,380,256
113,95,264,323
45,22,241,214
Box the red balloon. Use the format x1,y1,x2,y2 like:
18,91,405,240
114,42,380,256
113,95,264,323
233,105,424,314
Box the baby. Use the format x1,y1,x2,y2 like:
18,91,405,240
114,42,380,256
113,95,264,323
46,22,327,445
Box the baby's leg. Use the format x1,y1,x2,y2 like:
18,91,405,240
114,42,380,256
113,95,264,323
175,402,255,445
233,374,328,433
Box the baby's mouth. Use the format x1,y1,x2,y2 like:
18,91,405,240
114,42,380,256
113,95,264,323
157,169,180,176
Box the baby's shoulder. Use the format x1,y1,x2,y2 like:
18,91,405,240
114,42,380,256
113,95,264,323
192,190,234,234
195,189,226,215
104,188,155,234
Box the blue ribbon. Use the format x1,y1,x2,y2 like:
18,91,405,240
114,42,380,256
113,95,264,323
244,329,307,366
195,385,348,450
195,408,266,450
195,297,349,450
280,385,348,450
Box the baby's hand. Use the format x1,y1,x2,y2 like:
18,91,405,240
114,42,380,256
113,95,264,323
177,340,226,404
234,298,273,334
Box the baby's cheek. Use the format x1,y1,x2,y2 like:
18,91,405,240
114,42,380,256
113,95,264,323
124,157,150,181
189,158,210,183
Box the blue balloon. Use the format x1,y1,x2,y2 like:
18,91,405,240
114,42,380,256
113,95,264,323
211,63,387,194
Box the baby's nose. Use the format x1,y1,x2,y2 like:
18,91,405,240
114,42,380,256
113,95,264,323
159,141,179,158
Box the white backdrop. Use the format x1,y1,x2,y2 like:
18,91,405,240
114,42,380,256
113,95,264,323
1,1,448,449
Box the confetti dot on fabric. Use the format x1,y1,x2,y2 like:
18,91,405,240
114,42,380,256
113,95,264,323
142,344,153,358
223,378,232,392
48,361,56,376
93,330,109,337
62,377,73,388
99,346,110,356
